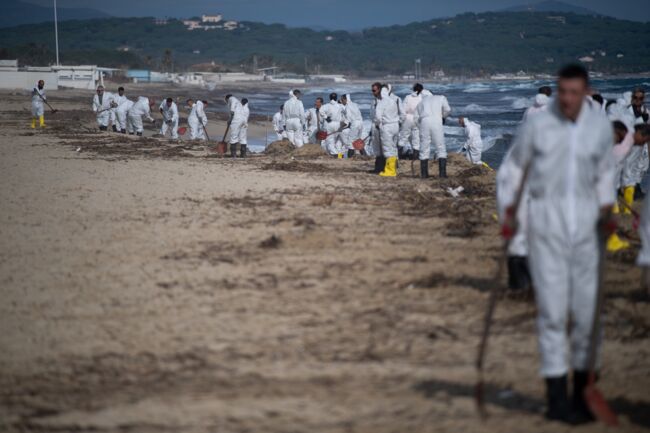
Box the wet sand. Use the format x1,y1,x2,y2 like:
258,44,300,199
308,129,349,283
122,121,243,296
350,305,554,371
1,89,649,433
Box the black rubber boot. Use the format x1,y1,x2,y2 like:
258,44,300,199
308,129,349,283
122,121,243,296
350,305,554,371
373,156,386,174
136,132,142,136
120,129,126,134
112,125,118,132
412,149,420,161
420,160,429,179
360,149,367,156
438,158,447,178
230,143,237,158
240,144,247,158
545,376,572,423
99,126,107,131
507,256,532,291
347,149,355,158
572,371,595,424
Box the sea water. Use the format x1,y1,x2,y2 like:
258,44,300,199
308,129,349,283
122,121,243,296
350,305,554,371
211,78,649,168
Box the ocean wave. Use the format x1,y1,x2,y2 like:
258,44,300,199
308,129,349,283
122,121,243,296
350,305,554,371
463,84,493,93
511,97,532,110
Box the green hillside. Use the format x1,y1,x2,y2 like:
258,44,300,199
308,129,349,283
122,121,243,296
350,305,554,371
1,11,649,76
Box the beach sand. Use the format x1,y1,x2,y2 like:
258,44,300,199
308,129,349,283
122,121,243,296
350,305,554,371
1,88,649,432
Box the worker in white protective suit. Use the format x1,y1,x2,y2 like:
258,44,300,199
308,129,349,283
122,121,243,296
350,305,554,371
415,90,451,178
159,97,179,140
620,88,650,213
370,82,384,171
113,87,129,134
505,64,616,424
92,85,114,131
523,86,552,121
496,147,531,291
399,83,424,159
225,94,246,157
373,85,401,177
282,90,306,148
319,93,345,157
386,84,406,158
31,79,47,129
187,99,208,141
459,117,483,165
128,96,155,136
341,94,364,157
304,98,324,144
273,106,286,141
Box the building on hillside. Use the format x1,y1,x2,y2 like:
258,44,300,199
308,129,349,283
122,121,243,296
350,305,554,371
202,14,222,23
183,20,201,30
154,18,168,25
223,20,238,31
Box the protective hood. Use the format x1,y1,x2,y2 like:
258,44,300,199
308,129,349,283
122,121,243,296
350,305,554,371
289,91,296,100
421,89,433,97
345,94,352,103
534,93,549,108
380,87,390,99
386,84,393,95
623,91,632,105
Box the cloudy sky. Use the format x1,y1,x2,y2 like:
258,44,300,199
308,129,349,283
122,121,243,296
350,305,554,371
29,0,650,28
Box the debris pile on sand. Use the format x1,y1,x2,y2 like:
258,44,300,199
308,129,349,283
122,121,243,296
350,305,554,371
265,139,295,155
293,144,328,158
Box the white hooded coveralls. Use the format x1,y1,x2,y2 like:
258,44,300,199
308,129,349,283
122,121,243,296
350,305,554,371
93,92,114,127
523,93,550,122
372,87,401,158
462,118,483,164
188,100,208,140
319,100,344,155
238,103,250,145
113,94,129,131
341,95,363,151
159,101,179,139
128,97,154,134
31,86,45,117
283,92,306,148
415,94,451,160
227,97,247,145
509,101,615,378
304,107,322,144
273,111,286,140
621,105,649,188
399,91,422,151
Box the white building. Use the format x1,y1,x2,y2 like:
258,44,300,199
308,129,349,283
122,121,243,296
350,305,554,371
0,59,18,72
202,14,222,23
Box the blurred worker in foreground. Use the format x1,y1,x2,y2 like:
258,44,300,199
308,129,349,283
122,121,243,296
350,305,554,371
505,64,615,424
341,94,364,157
638,187,650,295
459,117,483,165
415,89,451,178
283,90,306,148
373,85,401,176
187,99,207,141
159,97,179,140
31,80,46,129
128,96,155,137
273,106,286,141
92,85,113,131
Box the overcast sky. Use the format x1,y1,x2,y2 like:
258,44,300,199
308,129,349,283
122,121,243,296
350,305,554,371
29,0,650,28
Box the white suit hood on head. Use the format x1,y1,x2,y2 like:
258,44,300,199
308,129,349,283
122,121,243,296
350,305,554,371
380,87,390,99
289,91,296,99
534,93,549,108
386,84,393,95
623,91,633,105
421,89,433,97
345,94,352,103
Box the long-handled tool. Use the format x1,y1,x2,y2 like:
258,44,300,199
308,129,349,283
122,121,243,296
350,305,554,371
209,120,230,155
583,225,619,426
352,133,371,151
475,164,530,417
317,123,350,141
36,91,58,114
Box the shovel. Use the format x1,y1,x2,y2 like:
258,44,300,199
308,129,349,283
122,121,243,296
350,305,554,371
212,121,231,155
317,123,350,141
583,224,618,426
177,126,188,136
475,164,530,417
352,134,370,151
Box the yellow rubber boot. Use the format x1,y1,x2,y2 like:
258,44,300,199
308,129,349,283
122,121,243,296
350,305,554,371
623,186,635,214
31,118,36,129
607,233,630,252
39,115,45,128
612,202,620,215
379,156,398,177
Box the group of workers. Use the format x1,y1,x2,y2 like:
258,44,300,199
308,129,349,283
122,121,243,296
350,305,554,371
272,84,484,178
497,64,650,425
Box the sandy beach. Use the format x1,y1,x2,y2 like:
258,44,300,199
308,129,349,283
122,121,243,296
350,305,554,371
1,87,649,432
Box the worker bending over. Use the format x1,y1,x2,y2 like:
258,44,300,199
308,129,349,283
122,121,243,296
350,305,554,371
187,99,208,141
128,97,154,136
459,117,483,165
93,85,114,131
